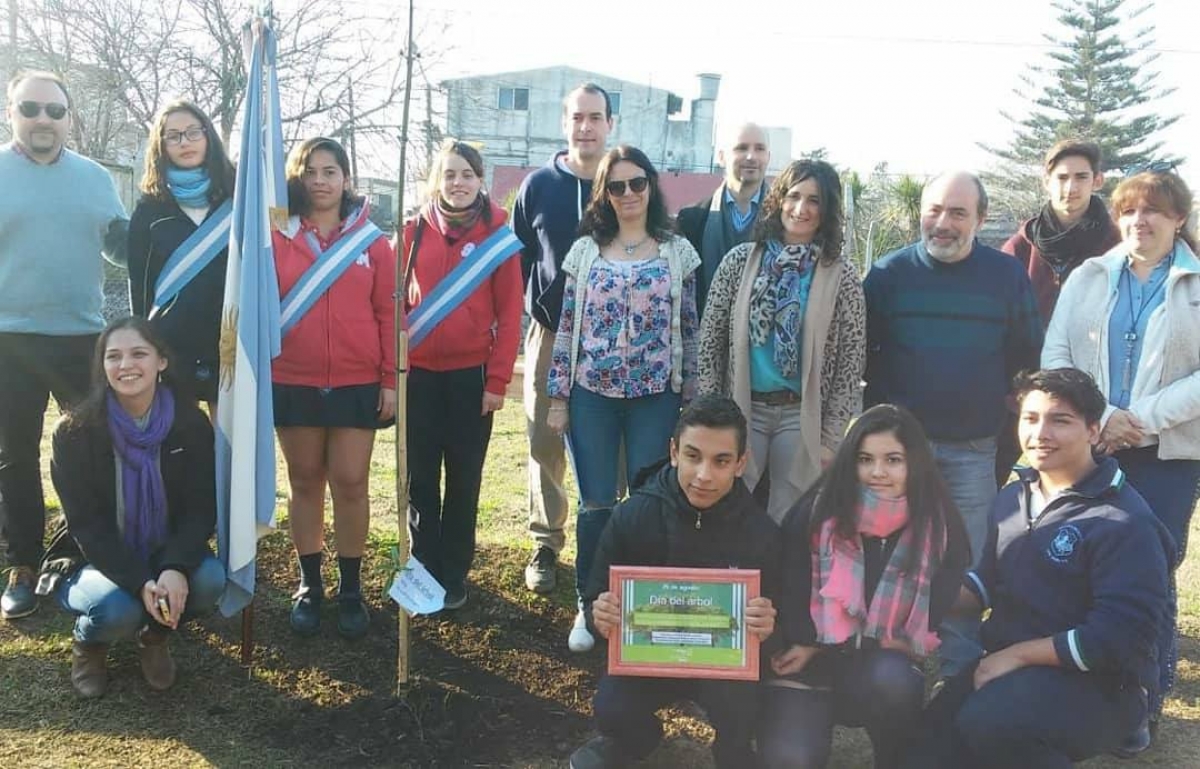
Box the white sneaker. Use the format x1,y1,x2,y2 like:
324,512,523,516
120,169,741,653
568,609,595,653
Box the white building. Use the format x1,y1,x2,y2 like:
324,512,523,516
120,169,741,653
442,66,791,182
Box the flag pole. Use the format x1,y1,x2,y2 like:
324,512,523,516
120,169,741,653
393,0,417,694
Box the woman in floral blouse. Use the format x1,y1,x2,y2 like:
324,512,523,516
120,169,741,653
698,159,866,524
546,144,700,654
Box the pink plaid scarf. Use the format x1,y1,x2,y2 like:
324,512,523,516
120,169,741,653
810,490,941,656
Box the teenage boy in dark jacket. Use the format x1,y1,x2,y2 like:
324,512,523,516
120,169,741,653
902,369,1173,769
569,395,780,769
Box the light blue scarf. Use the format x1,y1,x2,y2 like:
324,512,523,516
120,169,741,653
166,166,211,208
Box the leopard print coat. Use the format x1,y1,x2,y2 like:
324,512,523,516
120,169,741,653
698,242,867,451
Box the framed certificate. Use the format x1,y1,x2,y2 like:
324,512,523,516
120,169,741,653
607,565,761,681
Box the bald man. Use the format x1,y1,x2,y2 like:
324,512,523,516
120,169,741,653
677,123,770,319
863,172,1043,677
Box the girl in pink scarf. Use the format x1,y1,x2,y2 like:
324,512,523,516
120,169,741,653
759,404,971,769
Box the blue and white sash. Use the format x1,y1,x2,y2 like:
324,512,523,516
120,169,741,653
150,199,234,316
279,221,383,334
408,225,522,349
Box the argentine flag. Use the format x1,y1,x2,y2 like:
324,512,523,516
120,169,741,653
215,14,285,617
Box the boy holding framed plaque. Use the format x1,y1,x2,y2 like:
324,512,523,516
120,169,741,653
568,395,780,769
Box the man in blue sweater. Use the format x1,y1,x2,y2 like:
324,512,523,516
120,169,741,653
0,71,127,619
901,368,1171,768
863,171,1042,674
513,83,612,650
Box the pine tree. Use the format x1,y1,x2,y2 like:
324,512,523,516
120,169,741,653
985,0,1178,174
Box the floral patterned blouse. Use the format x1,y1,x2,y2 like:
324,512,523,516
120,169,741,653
549,254,698,400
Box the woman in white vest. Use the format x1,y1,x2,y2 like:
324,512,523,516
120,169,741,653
127,100,236,415
697,159,867,524
546,144,701,653
399,139,523,612
1043,166,1200,747
271,137,396,640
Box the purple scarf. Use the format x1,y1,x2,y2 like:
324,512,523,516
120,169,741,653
107,387,175,563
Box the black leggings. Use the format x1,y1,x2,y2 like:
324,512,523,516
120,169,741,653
758,649,925,769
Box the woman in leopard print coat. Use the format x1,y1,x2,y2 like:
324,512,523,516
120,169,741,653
697,159,866,522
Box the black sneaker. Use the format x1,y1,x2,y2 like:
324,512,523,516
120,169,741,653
1,566,38,620
443,585,468,611
524,546,558,594
289,588,322,636
569,736,629,769
336,594,369,640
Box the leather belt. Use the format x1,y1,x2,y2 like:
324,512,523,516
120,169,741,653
750,389,801,406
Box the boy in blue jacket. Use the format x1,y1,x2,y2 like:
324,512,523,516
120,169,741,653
903,368,1172,768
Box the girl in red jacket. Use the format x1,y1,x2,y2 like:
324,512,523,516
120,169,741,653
272,137,396,639
400,139,522,609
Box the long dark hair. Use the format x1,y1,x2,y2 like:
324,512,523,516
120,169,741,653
139,100,235,205
578,145,673,246
65,317,181,429
804,404,967,569
286,136,362,220
754,159,844,264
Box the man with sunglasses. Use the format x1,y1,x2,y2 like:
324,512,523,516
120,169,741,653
0,71,127,620
514,84,613,625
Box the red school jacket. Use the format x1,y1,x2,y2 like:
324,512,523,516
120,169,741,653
400,200,523,396
272,204,397,389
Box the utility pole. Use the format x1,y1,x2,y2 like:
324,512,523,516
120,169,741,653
7,0,18,75
346,74,359,184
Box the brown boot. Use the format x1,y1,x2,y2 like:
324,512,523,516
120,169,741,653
137,626,177,691
70,641,109,698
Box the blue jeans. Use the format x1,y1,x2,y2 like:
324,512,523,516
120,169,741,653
931,436,998,677
58,555,226,643
1115,446,1200,713
902,664,1143,769
566,385,681,599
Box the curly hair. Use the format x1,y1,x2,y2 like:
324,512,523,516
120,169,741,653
753,159,843,264
578,145,673,247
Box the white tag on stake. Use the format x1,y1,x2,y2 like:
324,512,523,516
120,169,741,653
387,557,446,616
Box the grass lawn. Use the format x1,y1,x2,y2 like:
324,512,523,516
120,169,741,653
0,400,1197,767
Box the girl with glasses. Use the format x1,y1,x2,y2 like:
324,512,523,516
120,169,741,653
546,144,701,653
698,159,867,523
127,100,235,418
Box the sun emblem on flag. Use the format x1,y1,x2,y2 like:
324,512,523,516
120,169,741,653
219,306,239,390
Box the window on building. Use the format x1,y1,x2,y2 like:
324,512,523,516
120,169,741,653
609,92,622,115
498,87,529,111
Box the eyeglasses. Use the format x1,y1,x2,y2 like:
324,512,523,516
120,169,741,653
605,177,650,197
1123,160,1180,176
16,101,68,121
163,127,207,146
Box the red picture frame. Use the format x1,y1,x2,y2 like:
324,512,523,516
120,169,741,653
606,565,761,681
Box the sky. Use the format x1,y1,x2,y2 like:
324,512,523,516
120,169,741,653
384,0,1200,189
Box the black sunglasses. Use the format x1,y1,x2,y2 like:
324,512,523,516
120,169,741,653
17,100,68,121
1123,160,1180,176
605,176,650,196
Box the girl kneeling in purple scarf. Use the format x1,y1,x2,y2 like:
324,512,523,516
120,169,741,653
43,316,224,698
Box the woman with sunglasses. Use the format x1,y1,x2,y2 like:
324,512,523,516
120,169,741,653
127,100,236,417
698,159,866,523
546,144,700,653
1042,166,1200,751
400,139,523,611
